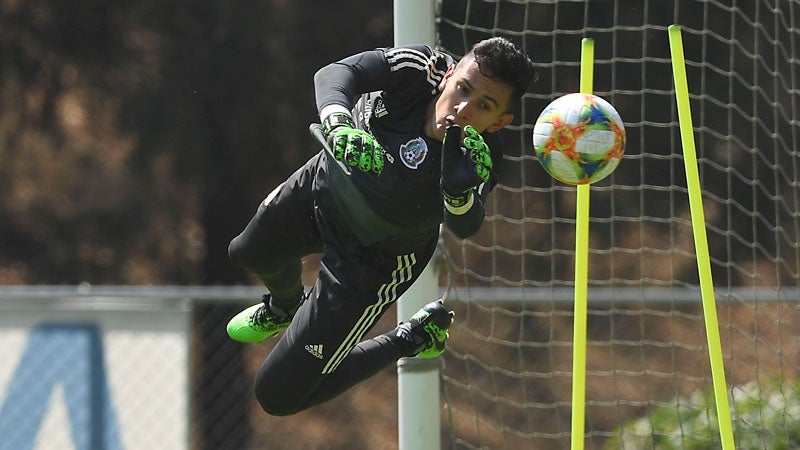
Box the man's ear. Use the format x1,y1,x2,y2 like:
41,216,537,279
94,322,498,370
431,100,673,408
485,113,514,133
438,65,456,90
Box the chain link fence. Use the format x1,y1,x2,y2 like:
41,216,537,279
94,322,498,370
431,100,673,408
0,286,402,450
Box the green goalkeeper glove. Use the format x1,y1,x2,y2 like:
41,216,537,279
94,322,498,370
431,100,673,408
441,124,493,213
322,112,384,175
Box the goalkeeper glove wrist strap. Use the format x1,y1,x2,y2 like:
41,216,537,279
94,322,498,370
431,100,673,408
322,112,356,137
443,190,475,215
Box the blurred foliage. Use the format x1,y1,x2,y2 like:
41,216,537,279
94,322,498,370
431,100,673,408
605,378,800,450
0,0,392,285
0,3,394,450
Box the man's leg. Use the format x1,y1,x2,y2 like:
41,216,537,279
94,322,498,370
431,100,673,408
228,157,324,311
252,240,444,415
252,280,400,416
228,187,309,306
304,298,453,406
226,157,326,343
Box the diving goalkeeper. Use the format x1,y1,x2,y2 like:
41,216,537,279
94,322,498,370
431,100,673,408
226,37,536,416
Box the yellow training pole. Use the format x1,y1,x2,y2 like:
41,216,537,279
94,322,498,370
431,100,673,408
667,24,736,449
570,37,594,450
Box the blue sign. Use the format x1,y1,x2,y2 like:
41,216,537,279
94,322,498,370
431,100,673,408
0,323,122,450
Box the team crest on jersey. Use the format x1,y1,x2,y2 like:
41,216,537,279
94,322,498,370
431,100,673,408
400,138,428,169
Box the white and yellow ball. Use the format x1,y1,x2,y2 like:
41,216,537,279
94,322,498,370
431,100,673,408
532,93,625,185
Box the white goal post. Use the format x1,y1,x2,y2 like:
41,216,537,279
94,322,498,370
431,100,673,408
393,2,441,450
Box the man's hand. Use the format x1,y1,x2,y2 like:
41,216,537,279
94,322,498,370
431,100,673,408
441,124,493,212
322,112,384,175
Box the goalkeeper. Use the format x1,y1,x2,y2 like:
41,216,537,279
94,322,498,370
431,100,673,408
227,37,536,416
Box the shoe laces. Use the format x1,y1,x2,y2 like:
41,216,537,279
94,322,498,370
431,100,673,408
250,295,284,328
252,304,274,326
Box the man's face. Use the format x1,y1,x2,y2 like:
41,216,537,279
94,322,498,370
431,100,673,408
427,58,514,142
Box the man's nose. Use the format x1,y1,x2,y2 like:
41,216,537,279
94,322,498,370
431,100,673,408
454,101,470,119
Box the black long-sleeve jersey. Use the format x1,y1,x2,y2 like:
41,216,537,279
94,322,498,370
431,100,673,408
313,45,502,247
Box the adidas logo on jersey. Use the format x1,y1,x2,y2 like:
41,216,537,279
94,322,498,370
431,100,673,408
305,344,324,359
373,97,388,118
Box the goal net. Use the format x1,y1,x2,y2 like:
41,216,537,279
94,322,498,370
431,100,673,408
436,1,800,448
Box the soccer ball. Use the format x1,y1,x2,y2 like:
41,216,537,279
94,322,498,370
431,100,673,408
532,93,625,185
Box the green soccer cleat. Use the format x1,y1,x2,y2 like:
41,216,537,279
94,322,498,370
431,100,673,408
397,300,455,358
227,295,293,343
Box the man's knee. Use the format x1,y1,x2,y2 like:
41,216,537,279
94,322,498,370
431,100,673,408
254,376,303,416
228,234,265,270
227,235,246,266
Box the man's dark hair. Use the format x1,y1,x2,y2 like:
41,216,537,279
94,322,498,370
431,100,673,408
463,37,537,112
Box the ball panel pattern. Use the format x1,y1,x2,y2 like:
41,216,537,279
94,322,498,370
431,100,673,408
533,93,625,185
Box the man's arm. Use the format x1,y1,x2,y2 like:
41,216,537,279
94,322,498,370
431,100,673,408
312,50,393,174
313,45,448,122
314,50,389,121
